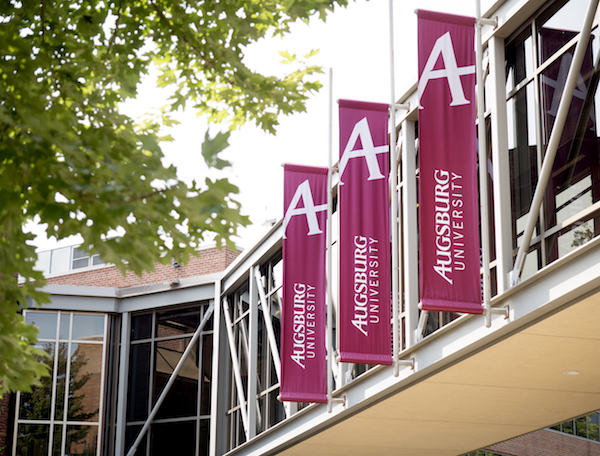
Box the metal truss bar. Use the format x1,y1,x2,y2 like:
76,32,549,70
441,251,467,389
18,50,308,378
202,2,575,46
222,298,250,441
126,301,215,456
254,267,282,384
510,0,600,286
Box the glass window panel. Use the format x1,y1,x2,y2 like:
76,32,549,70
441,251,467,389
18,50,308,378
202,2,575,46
153,338,198,419
16,424,49,456
563,419,574,434
66,424,98,456
588,413,600,440
19,343,55,420
202,304,214,331
199,419,210,456
506,27,534,93
72,314,105,342
267,389,285,428
576,415,588,437
127,343,151,422
59,313,71,340
55,342,69,421
257,318,268,392
200,334,213,416
509,83,539,249
72,257,89,269
72,248,89,260
125,425,147,456
546,217,597,262
91,254,104,266
156,306,200,338
68,343,102,422
25,312,57,340
131,313,153,341
239,291,250,315
150,421,196,456
52,424,62,456
538,0,594,63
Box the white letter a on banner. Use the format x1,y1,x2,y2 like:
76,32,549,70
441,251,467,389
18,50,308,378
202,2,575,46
282,180,327,239
418,31,475,109
339,117,389,184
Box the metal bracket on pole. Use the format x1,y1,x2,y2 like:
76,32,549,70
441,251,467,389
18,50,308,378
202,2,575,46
397,358,415,370
394,103,410,111
485,305,510,325
328,395,346,411
477,17,498,28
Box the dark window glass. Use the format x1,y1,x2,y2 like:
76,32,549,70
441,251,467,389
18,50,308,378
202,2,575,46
506,27,534,93
131,313,153,341
156,306,200,338
55,342,68,421
16,424,49,456
66,424,98,456
538,0,588,63
153,338,198,419
150,421,196,456
199,419,210,456
268,389,284,428
200,334,213,416
52,424,62,456
127,343,151,422
125,425,147,456
19,343,55,420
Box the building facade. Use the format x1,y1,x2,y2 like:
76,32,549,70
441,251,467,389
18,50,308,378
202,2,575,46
3,0,600,454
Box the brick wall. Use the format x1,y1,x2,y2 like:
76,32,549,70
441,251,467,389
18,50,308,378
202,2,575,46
487,429,600,456
46,247,239,289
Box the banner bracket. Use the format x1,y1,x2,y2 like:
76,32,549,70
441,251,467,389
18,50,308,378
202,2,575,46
485,305,509,325
328,395,346,413
477,17,497,28
396,358,415,370
394,103,410,111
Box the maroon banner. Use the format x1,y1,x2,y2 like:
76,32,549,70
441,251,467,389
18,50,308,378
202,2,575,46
281,164,328,403
338,99,392,365
417,10,482,314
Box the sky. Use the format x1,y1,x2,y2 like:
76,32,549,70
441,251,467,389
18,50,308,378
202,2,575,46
32,0,476,251
155,0,476,249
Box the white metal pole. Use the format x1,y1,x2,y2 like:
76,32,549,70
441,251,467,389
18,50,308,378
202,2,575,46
126,302,216,456
388,0,400,377
510,0,600,286
475,0,493,327
327,68,336,413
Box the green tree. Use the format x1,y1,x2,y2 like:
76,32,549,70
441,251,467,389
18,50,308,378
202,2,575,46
0,0,347,396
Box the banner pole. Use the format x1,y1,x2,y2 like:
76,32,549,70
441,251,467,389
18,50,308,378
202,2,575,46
327,68,335,412
388,0,400,377
475,0,493,326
